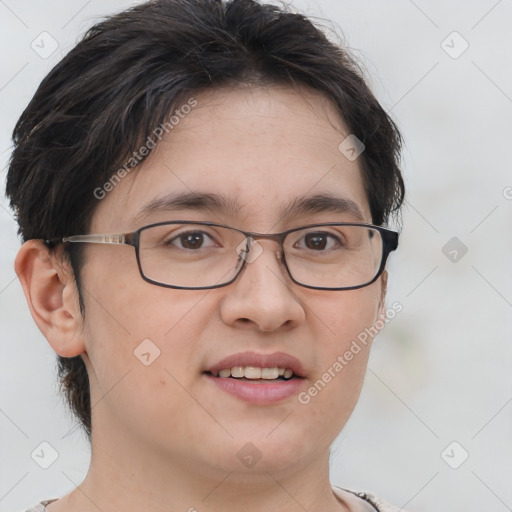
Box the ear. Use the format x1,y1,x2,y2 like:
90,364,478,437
15,240,85,357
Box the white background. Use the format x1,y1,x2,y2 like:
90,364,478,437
1,1,511,511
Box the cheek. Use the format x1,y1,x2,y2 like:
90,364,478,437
311,282,382,354
81,285,216,444
79,251,215,406
298,285,381,423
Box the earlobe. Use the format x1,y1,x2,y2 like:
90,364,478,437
14,240,85,357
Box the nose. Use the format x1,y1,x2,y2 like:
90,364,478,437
219,239,306,332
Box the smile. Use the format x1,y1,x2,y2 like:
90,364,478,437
209,366,295,380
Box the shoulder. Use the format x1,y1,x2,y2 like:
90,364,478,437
22,499,57,512
350,491,405,512
333,486,406,512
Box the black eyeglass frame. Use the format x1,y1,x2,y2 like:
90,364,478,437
49,220,399,291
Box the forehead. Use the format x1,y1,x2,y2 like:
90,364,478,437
90,84,370,232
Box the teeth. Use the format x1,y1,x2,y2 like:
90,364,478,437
231,366,244,378
214,366,294,379
261,367,279,379
245,366,261,379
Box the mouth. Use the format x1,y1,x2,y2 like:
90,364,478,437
206,366,297,381
204,352,306,404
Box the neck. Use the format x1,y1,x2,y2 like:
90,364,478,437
51,428,348,512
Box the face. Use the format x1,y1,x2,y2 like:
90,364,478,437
76,84,386,480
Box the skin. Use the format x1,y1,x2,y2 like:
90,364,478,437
16,83,387,512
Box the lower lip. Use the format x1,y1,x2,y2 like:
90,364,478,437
205,374,305,404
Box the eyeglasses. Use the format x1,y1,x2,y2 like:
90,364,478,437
53,220,399,291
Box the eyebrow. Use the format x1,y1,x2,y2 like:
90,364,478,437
281,193,366,222
129,191,366,226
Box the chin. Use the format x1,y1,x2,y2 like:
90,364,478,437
200,430,318,478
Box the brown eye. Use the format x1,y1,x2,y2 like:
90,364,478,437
179,232,205,249
165,231,216,250
305,233,327,250
299,232,341,251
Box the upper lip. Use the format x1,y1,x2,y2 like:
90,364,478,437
206,351,306,378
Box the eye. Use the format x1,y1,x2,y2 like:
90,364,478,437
297,231,343,251
165,230,218,250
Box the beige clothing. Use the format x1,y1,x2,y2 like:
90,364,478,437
23,487,405,512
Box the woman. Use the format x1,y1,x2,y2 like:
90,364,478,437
7,1,406,510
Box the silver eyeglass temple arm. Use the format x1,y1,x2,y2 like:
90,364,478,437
62,234,126,245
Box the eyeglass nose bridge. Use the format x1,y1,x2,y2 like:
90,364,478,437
236,231,287,266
